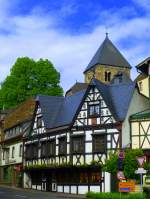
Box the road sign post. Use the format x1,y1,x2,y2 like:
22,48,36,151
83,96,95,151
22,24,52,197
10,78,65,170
135,168,147,194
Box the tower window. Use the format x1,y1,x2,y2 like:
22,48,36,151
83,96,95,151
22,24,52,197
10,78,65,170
139,81,143,91
105,71,111,82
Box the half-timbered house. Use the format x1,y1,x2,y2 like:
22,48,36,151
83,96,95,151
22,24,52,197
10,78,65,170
23,75,149,194
130,57,150,159
23,36,150,194
0,99,35,187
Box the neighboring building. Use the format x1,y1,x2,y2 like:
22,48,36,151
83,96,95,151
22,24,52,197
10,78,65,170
0,110,12,142
84,35,131,84
135,57,150,98
23,72,148,194
0,110,12,182
130,58,150,158
0,99,35,187
65,82,88,96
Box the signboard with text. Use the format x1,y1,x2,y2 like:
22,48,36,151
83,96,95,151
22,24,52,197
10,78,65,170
119,181,135,193
137,156,146,167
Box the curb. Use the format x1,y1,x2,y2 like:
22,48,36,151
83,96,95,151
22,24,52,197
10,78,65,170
0,185,86,199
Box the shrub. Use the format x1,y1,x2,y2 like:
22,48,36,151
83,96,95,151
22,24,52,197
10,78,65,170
86,192,146,199
143,186,150,198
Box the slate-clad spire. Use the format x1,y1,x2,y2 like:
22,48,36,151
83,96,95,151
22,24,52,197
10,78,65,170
84,36,131,73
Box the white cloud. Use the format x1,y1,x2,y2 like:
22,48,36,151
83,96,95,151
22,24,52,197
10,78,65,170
0,1,150,93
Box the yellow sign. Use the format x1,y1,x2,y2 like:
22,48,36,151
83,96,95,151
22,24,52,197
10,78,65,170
119,181,135,192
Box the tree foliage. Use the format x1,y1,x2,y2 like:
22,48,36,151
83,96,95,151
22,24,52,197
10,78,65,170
0,57,63,109
102,149,147,179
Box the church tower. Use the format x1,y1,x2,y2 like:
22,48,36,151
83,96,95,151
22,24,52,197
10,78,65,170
84,35,131,83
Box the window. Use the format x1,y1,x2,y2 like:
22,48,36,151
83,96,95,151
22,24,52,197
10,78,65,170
89,172,102,183
37,116,42,128
80,172,88,183
25,145,32,160
47,140,56,156
71,136,84,154
59,137,67,155
12,146,15,158
33,144,38,159
105,71,111,82
88,104,100,117
19,145,23,157
106,110,109,115
41,142,47,158
25,144,38,160
139,81,143,91
93,134,106,153
3,150,5,160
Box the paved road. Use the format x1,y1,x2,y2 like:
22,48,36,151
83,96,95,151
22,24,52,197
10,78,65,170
0,186,84,199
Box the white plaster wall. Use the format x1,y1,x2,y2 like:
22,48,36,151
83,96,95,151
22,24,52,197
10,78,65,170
90,186,100,192
104,172,111,192
71,186,77,194
57,186,63,192
1,141,23,166
64,186,69,193
122,89,149,147
137,77,149,98
78,186,88,194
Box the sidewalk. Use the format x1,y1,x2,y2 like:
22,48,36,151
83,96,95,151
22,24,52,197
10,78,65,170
0,184,86,199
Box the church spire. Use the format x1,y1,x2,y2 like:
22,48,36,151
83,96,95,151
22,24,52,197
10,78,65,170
84,36,131,73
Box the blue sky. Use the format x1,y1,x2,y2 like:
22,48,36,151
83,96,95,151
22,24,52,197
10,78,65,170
0,0,150,91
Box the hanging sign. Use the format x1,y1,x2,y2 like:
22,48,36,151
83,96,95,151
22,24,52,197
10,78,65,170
117,171,125,180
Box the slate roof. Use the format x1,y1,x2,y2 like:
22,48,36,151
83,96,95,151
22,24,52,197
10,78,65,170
37,78,135,130
37,90,86,129
66,82,88,96
91,78,136,121
84,36,131,73
110,72,132,85
136,57,150,75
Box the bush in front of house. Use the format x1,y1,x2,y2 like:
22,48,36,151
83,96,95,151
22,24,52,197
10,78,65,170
86,192,146,199
143,187,150,198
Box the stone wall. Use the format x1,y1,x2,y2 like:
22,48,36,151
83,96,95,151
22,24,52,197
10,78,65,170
84,64,130,83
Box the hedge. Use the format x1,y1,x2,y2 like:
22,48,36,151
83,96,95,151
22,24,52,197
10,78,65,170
86,192,146,199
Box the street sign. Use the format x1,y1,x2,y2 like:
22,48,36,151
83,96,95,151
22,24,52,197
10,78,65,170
117,171,125,180
118,151,125,159
135,168,147,174
119,181,135,193
137,156,145,167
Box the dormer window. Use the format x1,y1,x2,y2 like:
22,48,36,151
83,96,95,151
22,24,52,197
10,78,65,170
88,104,100,117
37,116,42,128
105,71,111,82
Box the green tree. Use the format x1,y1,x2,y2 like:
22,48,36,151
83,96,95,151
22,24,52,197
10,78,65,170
102,149,147,180
0,57,63,109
